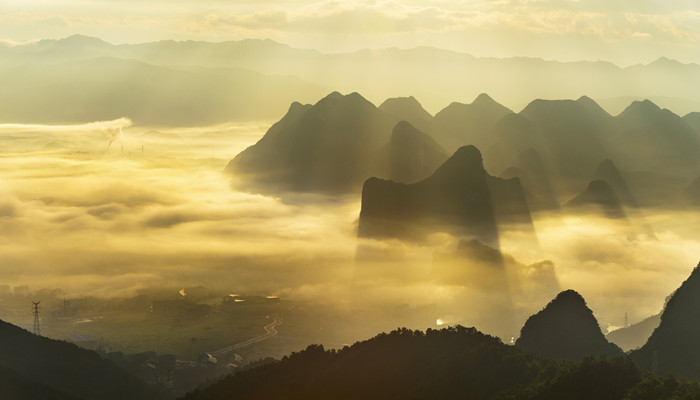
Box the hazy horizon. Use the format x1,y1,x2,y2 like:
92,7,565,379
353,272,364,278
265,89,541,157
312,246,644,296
2,1,700,66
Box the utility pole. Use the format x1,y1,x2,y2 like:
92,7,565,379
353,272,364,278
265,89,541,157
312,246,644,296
32,301,41,336
624,312,628,327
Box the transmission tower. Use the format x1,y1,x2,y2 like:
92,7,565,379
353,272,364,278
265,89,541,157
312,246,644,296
32,301,41,336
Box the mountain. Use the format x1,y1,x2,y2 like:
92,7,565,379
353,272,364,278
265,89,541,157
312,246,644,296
358,146,533,246
431,93,513,153
518,96,614,183
0,57,325,125
684,112,700,134
378,96,433,133
516,290,624,361
592,159,639,208
630,263,700,380
613,100,700,174
606,314,661,352
5,35,700,124
227,92,397,194
565,180,627,219
373,121,448,184
0,318,166,400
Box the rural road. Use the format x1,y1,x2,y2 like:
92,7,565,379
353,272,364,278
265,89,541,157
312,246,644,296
211,317,282,357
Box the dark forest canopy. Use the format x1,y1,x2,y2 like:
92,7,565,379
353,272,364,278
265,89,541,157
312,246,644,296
183,326,700,400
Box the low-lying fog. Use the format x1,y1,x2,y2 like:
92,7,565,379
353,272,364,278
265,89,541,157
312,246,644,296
1,119,698,339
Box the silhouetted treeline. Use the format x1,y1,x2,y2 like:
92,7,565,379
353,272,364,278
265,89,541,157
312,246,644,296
183,326,700,400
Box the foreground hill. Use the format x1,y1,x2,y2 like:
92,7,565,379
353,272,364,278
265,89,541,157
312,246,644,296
516,290,624,361
184,326,700,400
631,263,700,380
0,318,167,400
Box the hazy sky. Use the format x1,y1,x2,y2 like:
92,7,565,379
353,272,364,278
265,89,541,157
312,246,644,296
1,0,700,65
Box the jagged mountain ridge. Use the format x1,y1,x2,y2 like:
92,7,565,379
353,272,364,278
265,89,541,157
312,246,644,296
228,92,449,194
229,91,699,210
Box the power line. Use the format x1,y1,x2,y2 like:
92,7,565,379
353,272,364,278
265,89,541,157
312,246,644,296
32,301,41,336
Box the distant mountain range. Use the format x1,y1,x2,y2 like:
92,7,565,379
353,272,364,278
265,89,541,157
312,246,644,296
4,35,700,124
230,92,699,215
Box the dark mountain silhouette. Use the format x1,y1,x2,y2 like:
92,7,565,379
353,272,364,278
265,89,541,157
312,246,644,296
606,314,661,352
432,93,513,153
0,318,166,400
592,159,639,208
378,96,433,133
565,180,627,219
613,100,700,173
183,326,698,400
516,290,624,361
374,121,448,184
227,92,397,194
630,263,700,380
685,176,700,204
358,146,533,246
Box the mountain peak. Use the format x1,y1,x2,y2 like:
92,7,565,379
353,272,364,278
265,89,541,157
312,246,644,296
551,289,587,306
57,34,111,47
379,96,433,132
516,289,623,360
620,99,661,116
472,93,497,106
566,179,626,218
648,56,684,67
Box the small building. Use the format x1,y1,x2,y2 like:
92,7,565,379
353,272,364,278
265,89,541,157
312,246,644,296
198,352,217,366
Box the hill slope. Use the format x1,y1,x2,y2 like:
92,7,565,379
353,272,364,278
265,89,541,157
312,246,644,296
515,290,624,361
630,263,700,380
0,318,166,400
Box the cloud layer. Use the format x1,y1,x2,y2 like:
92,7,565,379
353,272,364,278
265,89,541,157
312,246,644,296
1,119,698,339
